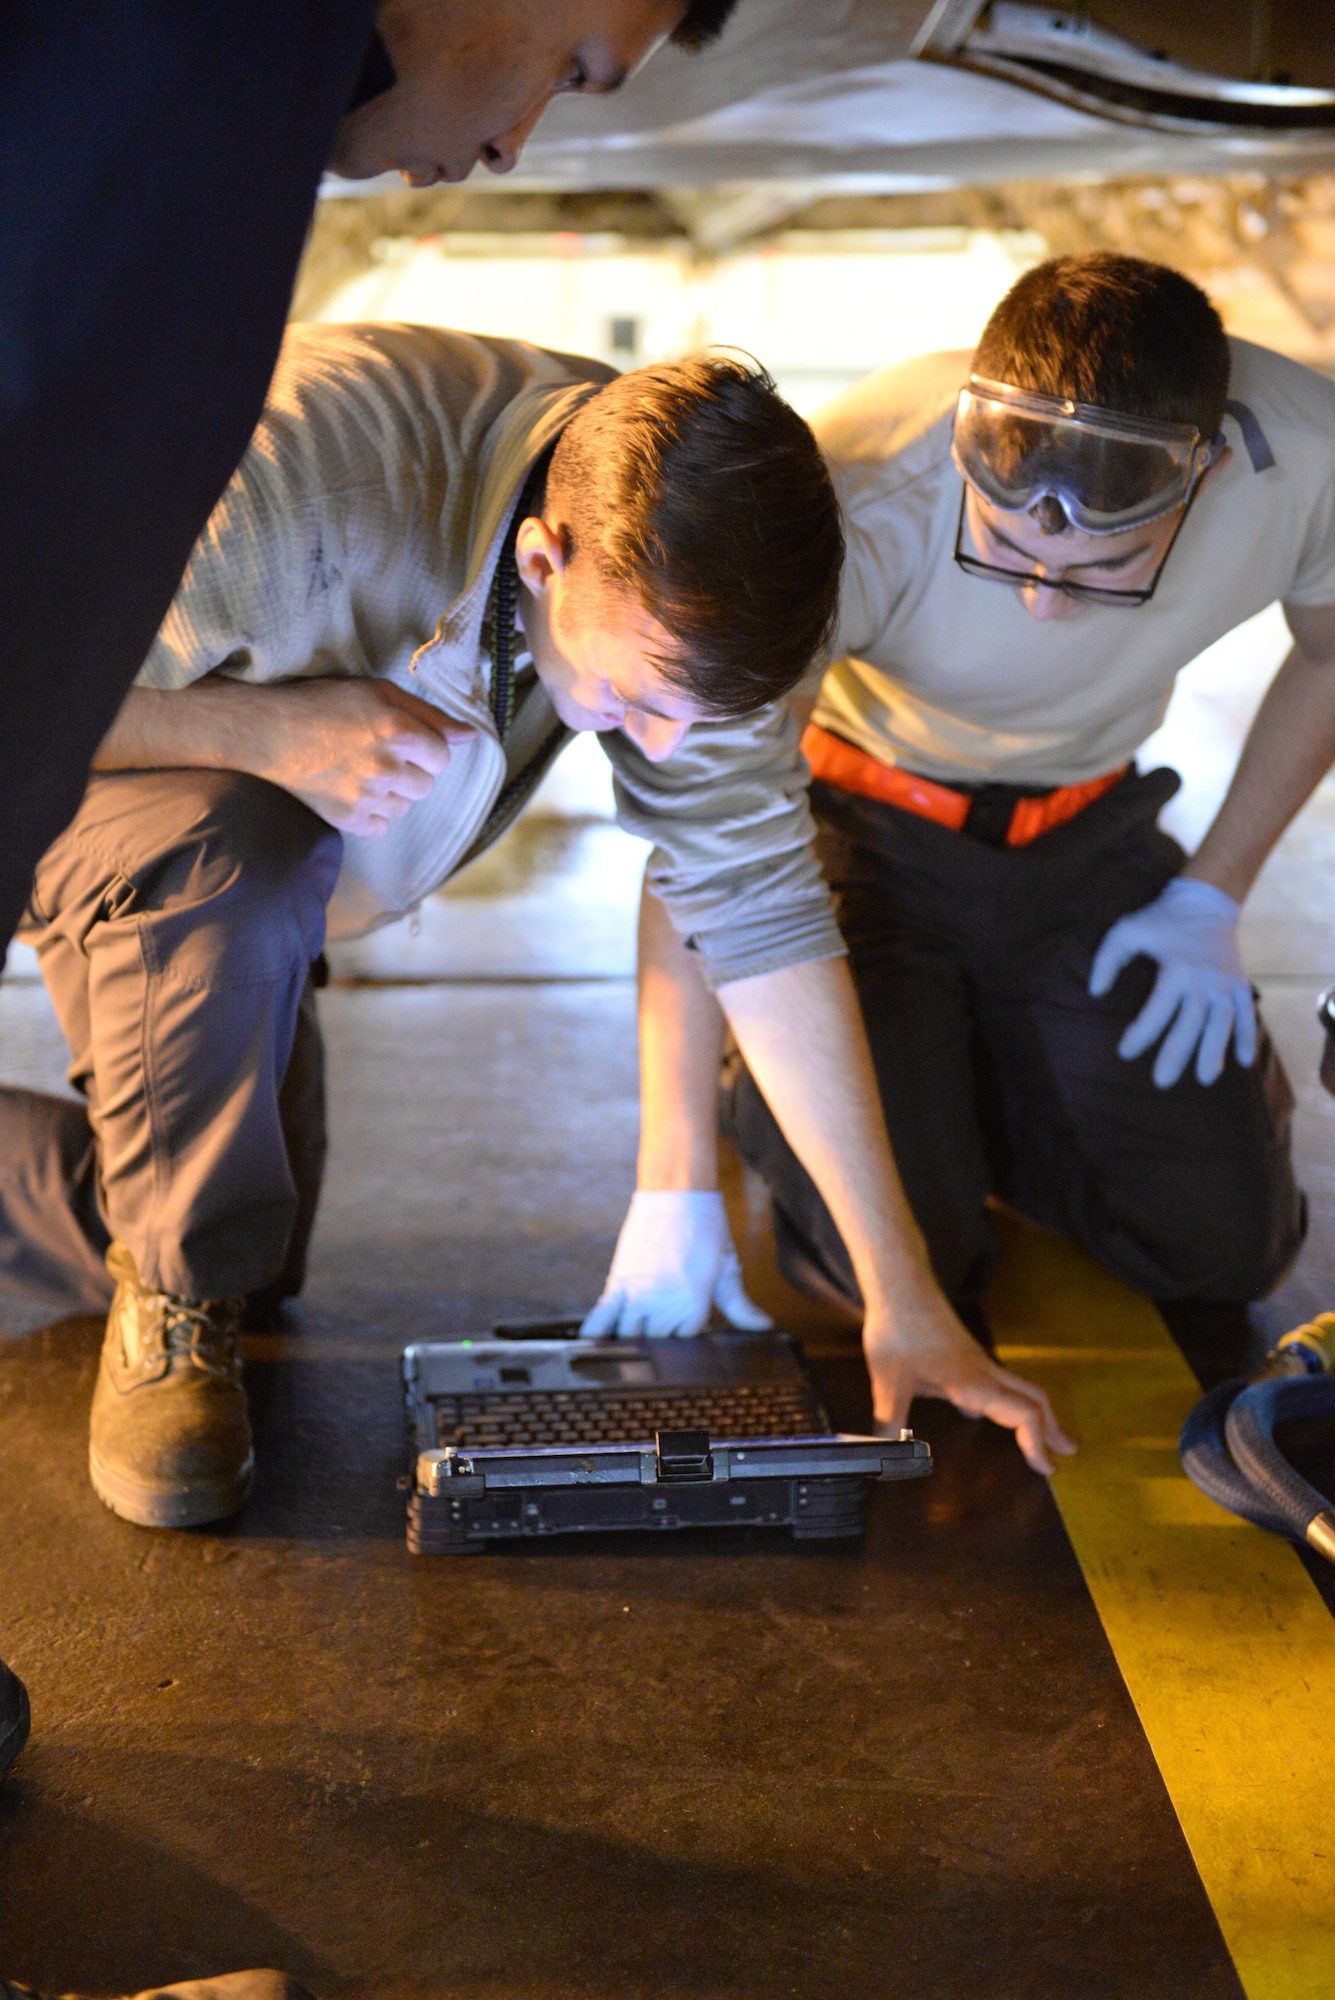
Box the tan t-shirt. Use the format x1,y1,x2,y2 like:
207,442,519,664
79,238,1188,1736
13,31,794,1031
811,337,1335,787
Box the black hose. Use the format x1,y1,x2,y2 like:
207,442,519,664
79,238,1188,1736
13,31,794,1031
1179,1379,1293,1538
1180,1318,1335,1561
1224,1374,1335,1548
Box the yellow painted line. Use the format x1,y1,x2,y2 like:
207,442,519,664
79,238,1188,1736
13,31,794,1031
988,1215,1335,2000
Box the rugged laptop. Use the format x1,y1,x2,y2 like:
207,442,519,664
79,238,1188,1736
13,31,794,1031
402,1319,931,1554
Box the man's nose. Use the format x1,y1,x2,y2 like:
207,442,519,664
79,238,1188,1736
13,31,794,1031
631,715,692,762
480,101,549,176
1018,580,1073,622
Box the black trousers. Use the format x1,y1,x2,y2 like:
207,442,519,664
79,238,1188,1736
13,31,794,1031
731,766,1305,1317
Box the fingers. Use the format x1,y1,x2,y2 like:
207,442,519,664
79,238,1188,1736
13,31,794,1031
579,1291,624,1339
322,743,444,836
391,723,458,778
868,1357,914,1434
377,684,473,775
326,800,395,838
1094,883,1252,1088
1013,1411,1056,1477
990,1366,1078,1468
371,761,437,804
1151,991,1205,1089
1233,981,1258,1067
1116,968,1181,1063
378,681,473,739
713,1253,774,1331
869,1344,1077,1477
342,792,416,836
953,1369,1075,1476
648,1294,709,1338
361,723,453,782
345,749,444,831
581,1285,707,1339
1114,973,1256,1089
1194,991,1236,1086
1088,922,1139,998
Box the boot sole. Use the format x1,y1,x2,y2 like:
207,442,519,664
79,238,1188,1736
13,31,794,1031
88,1446,254,1528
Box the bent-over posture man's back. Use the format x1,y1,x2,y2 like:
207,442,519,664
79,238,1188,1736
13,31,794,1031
1,324,856,1527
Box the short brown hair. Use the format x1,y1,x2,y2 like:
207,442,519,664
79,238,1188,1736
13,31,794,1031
674,0,738,50
975,253,1231,437
549,355,844,717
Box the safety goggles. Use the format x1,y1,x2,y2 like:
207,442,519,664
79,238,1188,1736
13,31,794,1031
951,481,1205,607
951,377,1222,536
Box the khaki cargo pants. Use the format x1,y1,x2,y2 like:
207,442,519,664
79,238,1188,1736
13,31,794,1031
0,770,342,1312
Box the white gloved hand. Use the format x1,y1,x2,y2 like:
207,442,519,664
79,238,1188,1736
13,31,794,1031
1088,875,1257,1089
580,1190,774,1339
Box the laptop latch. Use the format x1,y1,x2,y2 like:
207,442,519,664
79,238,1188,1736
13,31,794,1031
655,1429,714,1482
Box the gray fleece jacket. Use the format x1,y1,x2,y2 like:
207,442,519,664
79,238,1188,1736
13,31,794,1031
137,321,843,986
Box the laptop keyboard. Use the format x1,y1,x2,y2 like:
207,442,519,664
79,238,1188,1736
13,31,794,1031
430,1383,827,1451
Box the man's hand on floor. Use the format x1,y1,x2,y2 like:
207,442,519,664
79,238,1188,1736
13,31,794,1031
251,681,473,837
864,1287,1077,1476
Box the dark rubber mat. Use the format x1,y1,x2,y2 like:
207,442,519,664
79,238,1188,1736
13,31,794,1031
0,1310,1241,2000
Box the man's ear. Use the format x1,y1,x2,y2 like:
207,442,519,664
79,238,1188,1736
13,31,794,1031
515,515,567,596
1202,441,1234,487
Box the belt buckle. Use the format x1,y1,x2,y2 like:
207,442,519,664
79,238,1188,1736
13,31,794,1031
961,784,1017,847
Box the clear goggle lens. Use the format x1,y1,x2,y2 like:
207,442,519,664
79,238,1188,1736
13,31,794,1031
951,378,1220,535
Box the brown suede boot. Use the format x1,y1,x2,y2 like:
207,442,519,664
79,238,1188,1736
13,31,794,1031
88,1243,252,1529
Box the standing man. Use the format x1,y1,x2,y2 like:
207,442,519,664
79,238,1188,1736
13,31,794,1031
600,252,1331,1401
0,0,734,957
2,0,729,1770
1,1,731,1960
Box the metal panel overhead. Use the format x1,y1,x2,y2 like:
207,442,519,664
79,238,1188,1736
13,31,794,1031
322,1,1335,195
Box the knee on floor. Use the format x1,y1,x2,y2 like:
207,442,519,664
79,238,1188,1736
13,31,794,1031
1116,1186,1307,1305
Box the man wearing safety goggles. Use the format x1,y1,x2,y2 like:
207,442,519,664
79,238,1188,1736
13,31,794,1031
613,252,1335,1376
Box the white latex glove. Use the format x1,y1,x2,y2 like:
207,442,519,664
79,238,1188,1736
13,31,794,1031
1089,876,1257,1089
580,1190,774,1339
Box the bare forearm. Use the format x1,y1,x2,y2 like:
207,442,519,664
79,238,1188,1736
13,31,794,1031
1187,642,1335,901
717,954,938,1323
93,682,277,777
636,885,725,1190
636,906,939,1306
638,902,1073,1468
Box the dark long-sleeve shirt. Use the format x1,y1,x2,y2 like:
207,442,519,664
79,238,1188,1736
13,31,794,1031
0,0,376,948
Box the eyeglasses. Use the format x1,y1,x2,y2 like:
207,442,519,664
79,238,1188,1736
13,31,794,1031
951,480,1204,608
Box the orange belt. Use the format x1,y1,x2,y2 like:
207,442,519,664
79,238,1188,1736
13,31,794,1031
801,723,1127,849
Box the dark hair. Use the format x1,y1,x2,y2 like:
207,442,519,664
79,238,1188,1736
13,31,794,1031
673,0,738,51
975,253,1231,437
549,355,844,718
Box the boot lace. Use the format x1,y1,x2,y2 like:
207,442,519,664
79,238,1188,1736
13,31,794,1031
160,1296,242,1377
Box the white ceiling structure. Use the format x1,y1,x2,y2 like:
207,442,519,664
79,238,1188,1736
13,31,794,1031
326,1,1335,199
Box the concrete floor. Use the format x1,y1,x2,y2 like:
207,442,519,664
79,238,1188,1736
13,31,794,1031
0,976,1242,2000
0,613,1331,1997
